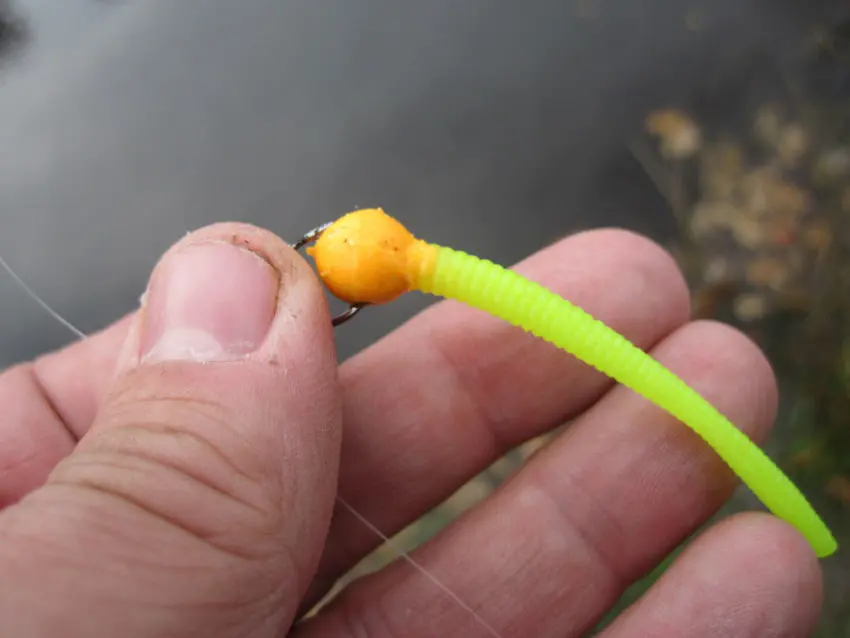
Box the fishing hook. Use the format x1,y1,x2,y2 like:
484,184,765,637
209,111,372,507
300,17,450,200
291,222,367,327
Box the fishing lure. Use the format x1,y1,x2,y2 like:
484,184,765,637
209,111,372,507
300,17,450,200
296,206,837,559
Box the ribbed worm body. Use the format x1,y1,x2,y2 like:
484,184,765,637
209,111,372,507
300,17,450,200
417,245,837,558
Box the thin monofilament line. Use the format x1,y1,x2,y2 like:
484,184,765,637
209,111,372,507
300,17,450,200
0,255,87,340
335,495,504,638
1,253,502,636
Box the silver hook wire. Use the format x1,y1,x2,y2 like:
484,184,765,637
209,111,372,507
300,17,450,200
291,223,367,327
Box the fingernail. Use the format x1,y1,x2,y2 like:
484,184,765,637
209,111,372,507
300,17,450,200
140,241,279,363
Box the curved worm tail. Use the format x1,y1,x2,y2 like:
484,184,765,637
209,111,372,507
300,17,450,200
416,245,837,558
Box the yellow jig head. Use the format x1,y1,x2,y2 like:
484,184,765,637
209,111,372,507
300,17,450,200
294,207,838,559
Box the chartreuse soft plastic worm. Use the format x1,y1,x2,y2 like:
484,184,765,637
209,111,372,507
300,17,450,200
301,207,837,559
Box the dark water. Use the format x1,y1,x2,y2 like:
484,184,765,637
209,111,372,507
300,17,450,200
0,0,844,363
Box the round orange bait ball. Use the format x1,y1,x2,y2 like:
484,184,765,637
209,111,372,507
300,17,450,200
306,208,427,304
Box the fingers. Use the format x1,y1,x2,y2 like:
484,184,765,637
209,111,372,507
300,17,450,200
600,513,822,638
297,320,782,637
0,363,77,507
0,316,132,507
0,226,693,608
307,228,691,600
34,313,135,437
0,224,342,638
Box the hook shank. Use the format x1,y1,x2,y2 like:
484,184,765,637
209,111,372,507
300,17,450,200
291,223,367,327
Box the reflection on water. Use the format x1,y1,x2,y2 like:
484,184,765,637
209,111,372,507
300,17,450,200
0,0,118,75
0,0,26,63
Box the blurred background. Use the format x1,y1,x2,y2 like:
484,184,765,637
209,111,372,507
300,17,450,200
1,0,849,633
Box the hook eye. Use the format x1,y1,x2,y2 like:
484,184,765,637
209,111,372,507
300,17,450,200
291,223,368,327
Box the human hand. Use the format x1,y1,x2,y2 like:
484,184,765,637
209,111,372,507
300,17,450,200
0,222,822,637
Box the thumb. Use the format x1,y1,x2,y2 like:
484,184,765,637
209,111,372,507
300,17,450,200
0,224,342,638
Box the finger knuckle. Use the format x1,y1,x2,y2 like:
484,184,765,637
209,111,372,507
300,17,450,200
603,229,692,322
672,319,779,438
326,585,411,638
53,395,287,563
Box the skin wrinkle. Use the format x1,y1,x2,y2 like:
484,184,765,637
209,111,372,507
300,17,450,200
95,397,265,484
60,436,271,529
37,462,304,631
10,489,298,638
29,314,136,438
483,479,629,636
481,483,604,622
100,370,284,485
25,363,81,444
504,483,620,632
48,460,273,563
528,461,633,592
13,479,296,610
339,547,502,638
0,448,40,483
95,395,293,536
81,380,331,595
0,365,77,506
5,482,272,592
586,398,726,538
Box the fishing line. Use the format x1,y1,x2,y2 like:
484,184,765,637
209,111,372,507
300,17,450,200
0,255,86,340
